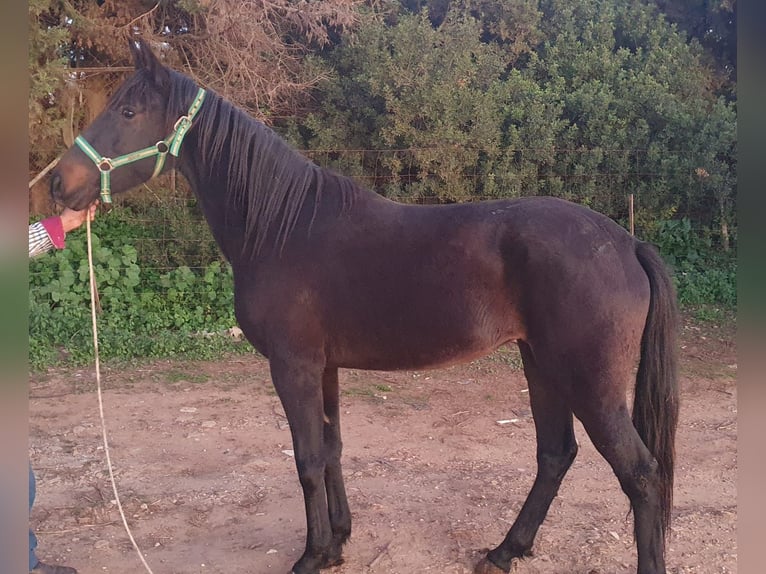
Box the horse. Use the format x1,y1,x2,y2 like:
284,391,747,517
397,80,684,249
50,39,679,574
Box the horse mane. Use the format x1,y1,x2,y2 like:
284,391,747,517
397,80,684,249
138,67,358,256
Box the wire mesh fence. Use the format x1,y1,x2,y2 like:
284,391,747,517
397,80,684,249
29,146,733,283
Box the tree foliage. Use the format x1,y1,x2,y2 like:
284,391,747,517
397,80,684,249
650,0,736,98
30,0,736,246
290,0,735,241
29,0,71,171
28,0,361,176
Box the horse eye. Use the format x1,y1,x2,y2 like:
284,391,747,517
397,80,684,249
121,108,135,119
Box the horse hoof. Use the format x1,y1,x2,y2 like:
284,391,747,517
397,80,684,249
474,557,509,574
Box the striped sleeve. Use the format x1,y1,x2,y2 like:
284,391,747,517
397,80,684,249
29,216,65,258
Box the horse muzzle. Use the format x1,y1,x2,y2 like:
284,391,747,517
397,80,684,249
49,163,100,210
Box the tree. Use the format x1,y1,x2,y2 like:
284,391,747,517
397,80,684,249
294,0,736,238
29,0,71,183
28,0,361,181
293,6,512,202
649,0,736,99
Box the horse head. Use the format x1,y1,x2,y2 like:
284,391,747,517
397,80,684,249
50,39,185,209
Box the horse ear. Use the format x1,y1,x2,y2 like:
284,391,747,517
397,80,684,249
128,38,169,89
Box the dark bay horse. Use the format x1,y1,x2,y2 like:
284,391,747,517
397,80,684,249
50,39,679,574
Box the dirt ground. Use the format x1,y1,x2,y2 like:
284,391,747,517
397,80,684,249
29,313,737,574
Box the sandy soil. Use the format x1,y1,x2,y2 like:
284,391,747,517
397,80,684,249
29,313,736,574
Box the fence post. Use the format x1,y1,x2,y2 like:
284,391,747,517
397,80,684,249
629,193,634,236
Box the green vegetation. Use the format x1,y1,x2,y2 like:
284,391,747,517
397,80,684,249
288,1,735,235
29,203,248,370
648,218,736,307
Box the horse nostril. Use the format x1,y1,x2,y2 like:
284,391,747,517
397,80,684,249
50,172,62,199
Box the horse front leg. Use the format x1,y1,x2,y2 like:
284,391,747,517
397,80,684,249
269,357,334,574
322,367,351,565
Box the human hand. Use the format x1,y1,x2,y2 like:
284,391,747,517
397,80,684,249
60,202,99,233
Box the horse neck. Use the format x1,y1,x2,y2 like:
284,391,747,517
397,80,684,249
174,129,248,261
176,123,355,263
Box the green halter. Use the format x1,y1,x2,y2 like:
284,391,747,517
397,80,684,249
74,87,206,204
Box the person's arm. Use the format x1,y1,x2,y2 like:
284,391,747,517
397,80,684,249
28,204,98,259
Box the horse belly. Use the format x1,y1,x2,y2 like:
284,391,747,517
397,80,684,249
330,333,514,372
325,293,521,371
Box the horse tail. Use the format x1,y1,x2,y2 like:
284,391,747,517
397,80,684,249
633,240,680,539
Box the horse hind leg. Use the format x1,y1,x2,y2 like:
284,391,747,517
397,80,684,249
321,367,352,566
574,397,667,574
476,341,578,573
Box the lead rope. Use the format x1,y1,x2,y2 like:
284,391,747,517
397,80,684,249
85,217,156,574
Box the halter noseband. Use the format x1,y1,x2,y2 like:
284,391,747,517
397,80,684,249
74,87,206,204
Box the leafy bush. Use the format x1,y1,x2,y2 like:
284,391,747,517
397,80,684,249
29,214,244,370
649,218,736,308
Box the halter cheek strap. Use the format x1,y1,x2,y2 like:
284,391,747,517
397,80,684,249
74,87,206,204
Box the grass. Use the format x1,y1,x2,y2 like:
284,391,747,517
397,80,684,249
341,386,377,398
687,304,736,326
160,369,212,385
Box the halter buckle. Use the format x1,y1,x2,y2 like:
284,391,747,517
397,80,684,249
173,115,191,132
